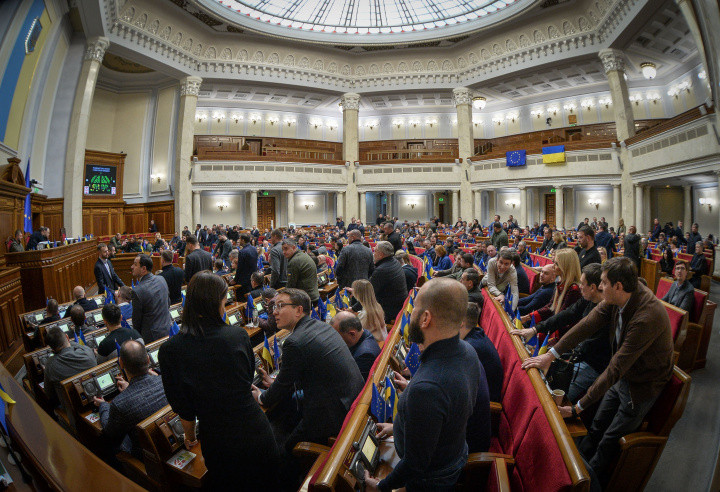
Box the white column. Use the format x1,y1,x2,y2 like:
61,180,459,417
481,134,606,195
643,186,651,234
565,187,574,230
249,190,258,227
635,184,643,232
453,87,474,219
63,36,109,236
341,93,360,219
359,192,367,224
612,184,621,230
192,191,201,227
287,190,295,225
452,190,460,222
684,185,692,229
174,75,203,232
432,193,440,219
386,192,393,217
336,191,345,220
599,49,635,142
533,188,540,225
555,185,564,230
518,186,527,230
474,190,483,223
675,0,709,74
715,174,720,276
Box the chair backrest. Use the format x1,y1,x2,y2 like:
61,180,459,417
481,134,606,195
408,255,424,281
646,366,692,436
663,303,688,342
691,289,708,325
522,264,540,293
656,277,672,299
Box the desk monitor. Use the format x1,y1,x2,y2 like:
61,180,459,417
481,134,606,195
318,273,329,286
394,342,407,369
93,312,103,323
170,309,180,319
34,312,44,323
93,334,107,347
96,373,115,393
227,314,238,325
349,418,380,481
148,347,160,366
254,302,265,315
226,291,233,301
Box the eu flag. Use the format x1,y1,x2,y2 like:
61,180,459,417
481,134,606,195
506,150,527,167
370,383,387,422
104,287,115,304
257,254,264,271
23,161,32,233
405,343,421,376
247,294,254,321
273,336,280,369
318,296,327,321
169,321,180,337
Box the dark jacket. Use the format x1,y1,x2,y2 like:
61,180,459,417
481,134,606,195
387,231,403,253
518,282,555,316
158,264,185,305
234,244,259,297
63,297,98,317
516,263,530,295
261,316,364,449
214,239,233,262
661,281,694,318
26,230,46,250
349,329,381,381
623,233,641,268
595,231,614,253
184,248,213,283
464,327,503,403
539,237,555,254
269,242,287,289
370,256,409,324
286,250,320,302
335,240,374,290
575,245,602,268
401,264,418,293
94,258,125,293
532,284,582,334
132,273,172,343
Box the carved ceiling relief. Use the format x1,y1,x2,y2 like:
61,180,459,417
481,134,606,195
299,57,309,68
442,60,454,71
160,26,171,40
506,39,517,52
563,21,576,35
267,52,279,64
548,25,561,39
221,48,233,60
283,54,293,65
397,62,408,73
468,53,478,64
341,64,350,75
412,61,423,72
253,51,264,62
135,13,147,29
534,30,546,43
579,16,591,30
457,57,467,68
121,6,134,22
173,32,182,45
328,62,338,73
519,35,530,48
314,60,324,71
481,49,490,60
587,10,599,25
492,44,503,56
382,62,394,73
427,60,438,71
356,65,366,76
149,19,159,34
192,43,202,56
205,46,216,59
183,38,192,51
369,64,379,74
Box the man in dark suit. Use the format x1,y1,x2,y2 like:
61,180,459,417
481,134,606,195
93,340,167,456
63,286,97,317
149,220,158,233
268,229,287,289
331,311,381,381
27,227,49,250
370,241,409,323
517,264,556,315
623,225,641,270
183,235,213,283
383,222,403,253
574,225,601,268
131,254,172,343
335,229,374,289
231,233,258,297
523,257,673,485
252,288,364,454
594,224,614,255
157,250,184,305
94,243,125,295
213,234,233,263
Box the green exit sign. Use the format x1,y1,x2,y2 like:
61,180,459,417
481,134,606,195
550,188,556,193
438,197,444,202
262,191,269,196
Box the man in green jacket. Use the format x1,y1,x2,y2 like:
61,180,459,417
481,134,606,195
282,239,319,304
490,222,509,250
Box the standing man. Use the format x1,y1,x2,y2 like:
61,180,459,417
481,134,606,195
369,241,408,323
94,243,125,295
283,239,319,304
149,219,158,233
214,234,233,264
131,254,172,343
384,222,402,253
335,229,374,290
490,222,509,250
183,235,213,283
252,288,363,453
522,257,673,487
157,250,185,305
364,279,481,491
623,226,641,271
574,225,601,268
27,227,49,250
686,223,702,255
232,233,258,297
268,229,287,289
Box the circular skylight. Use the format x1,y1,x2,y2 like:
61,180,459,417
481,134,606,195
201,0,532,44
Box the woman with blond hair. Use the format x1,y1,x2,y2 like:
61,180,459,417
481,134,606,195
617,218,626,235
351,279,387,342
551,231,567,252
514,248,582,342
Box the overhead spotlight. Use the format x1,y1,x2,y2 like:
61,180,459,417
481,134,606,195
472,96,487,110
640,62,657,80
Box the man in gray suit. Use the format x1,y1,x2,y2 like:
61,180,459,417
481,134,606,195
269,228,287,289
131,254,172,343
335,229,374,289
252,288,364,454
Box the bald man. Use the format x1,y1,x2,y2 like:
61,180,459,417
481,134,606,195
331,311,381,381
63,286,97,318
365,278,482,492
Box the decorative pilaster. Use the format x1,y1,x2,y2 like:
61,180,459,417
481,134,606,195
474,190,483,224
518,186,527,230
287,190,295,225
599,49,635,142
63,36,109,236
432,193,440,219
674,0,709,75
174,75,202,231
192,191,201,227
451,190,460,222
249,190,258,227
612,185,621,230
359,192,367,224
555,185,564,231
336,191,345,220
453,87,474,219
635,184,643,232
683,185,692,230
341,93,360,219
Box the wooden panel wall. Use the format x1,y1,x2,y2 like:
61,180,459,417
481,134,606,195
0,267,25,354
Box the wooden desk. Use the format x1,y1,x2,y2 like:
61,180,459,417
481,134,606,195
5,239,98,311
319,281,338,300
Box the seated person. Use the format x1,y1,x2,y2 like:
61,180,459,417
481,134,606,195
659,248,675,276
93,340,168,458
661,262,694,315
394,250,418,293
116,286,134,322
481,250,519,311
331,311,381,381
40,298,62,325
213,259,229,276
63,286,97,316
435,252,473,280
257,288,278,336
461,302,502,404
517,264,556,316
96,303,143,362
124,236,142,253
43,325,97,410
512,251,531,294
249,271,266,300
433,245,452,270
516,240,530,264
461,269,484,307
689,242,708,288
67,305,91,337
538,228,555,254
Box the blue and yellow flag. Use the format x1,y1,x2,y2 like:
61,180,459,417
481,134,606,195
385,376,398,421
326,302,337,319
542,145,566,164
104,287,115,304
78,327,86,346
341,289,351,307
534,333,549,357
262,334,274,371
0,381,15,433
506,150,527,167
405,343,421,376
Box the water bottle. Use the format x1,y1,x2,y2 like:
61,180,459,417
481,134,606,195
252,308,259,327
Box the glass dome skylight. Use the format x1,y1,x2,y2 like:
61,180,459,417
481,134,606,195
203,0,531,44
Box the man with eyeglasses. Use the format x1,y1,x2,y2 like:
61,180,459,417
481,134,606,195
251,288,363,462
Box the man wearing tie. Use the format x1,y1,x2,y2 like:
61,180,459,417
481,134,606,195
94,243,124,295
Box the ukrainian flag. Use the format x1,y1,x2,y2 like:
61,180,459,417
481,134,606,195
262,334,274,371
542,145,566,164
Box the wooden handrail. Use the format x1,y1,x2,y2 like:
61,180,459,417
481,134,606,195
625,104,713,145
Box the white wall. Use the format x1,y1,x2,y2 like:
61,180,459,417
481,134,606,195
150,86,177,195
293,192,328,225
395,193,429,223
694,186,719,238
200,192,246,227
494,190,522,225
650,187,684,229
574,188,613,228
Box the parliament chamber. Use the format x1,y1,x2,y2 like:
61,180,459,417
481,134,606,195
2,0,720,489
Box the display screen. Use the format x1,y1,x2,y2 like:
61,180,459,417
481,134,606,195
94,334,106,346
148,348,159,364
398,344,407,359
84,165,117,195
228,314,237,325
94,313,103,322
35,313,44,321
96,373,114,391
361,437,376,462
170,309,179,318
227,291,233,300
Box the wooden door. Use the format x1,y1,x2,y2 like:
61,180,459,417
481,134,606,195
257,196,276,230
545,194,556,228
246,139,262,155
438,203,446,224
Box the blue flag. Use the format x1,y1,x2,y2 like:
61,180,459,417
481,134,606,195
318,296,327,320
23,161,32,233
526,313,538,347
273,336,280,370
503,285,514,316
247,294,254,321
73,330,79,344
181,292,186,307
257,254,264,271
78,327,86,345
506,150,526,167
115,341,122,359
104,287,115,304
169,321,180,337
533,332,548,357
405,343,421,376
370,383,387,422
311,307,320,320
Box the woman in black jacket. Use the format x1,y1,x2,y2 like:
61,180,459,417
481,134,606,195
659,248,675,276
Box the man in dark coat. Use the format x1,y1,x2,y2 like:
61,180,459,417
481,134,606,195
335,229,374,289
369,241,409,323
